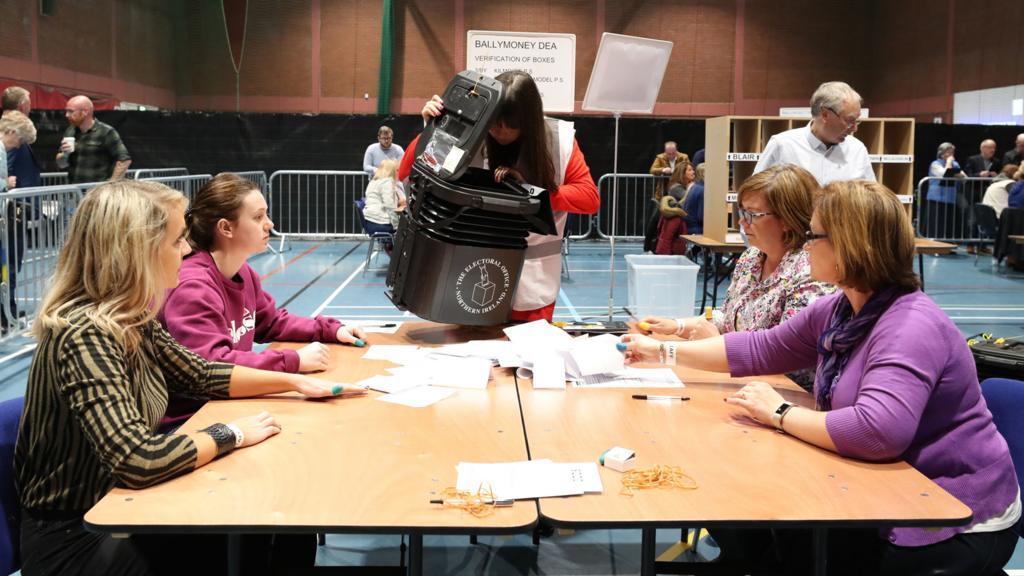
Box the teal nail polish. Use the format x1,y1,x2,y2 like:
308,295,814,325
616,342,628,352
354,339,366,348
331,384,343,395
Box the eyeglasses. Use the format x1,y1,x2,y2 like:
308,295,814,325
804,230,829,243
826,107,861,130
737,207,774,226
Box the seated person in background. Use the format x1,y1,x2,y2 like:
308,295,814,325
362,158,406,237
982,163,1019,218
623,180,1019,576
16,180,354,576
639,164,835,390
363,125,404,177
655,159,694,255
160,173,365,429
682,162,705,235
1009,166,1024,209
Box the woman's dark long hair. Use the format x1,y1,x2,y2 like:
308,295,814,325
485,71,559,193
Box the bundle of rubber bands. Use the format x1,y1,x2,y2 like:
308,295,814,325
620,465,698,496
436,485,498,518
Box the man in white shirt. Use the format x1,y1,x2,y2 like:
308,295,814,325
753,81,875,186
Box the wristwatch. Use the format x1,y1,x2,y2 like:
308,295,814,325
771,401,796,431
200,423,237,458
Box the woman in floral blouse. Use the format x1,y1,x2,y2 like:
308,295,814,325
640,164,835,390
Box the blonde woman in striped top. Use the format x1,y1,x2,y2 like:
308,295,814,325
15,180,358,575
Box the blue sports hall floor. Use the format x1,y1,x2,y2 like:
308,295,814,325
2,239,1023,575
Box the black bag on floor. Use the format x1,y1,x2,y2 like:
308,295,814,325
969,334,1024,381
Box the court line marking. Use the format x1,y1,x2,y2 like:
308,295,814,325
558,288,583,322
312,261,366,316
259,243,323,280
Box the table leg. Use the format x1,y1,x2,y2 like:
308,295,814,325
227,534,242,576
918,253,925,291
407,533,423,576
641,527,656,576
711,253,722,308
813,528,827,576
701,249,712,310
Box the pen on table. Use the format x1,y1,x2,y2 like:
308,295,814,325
430,498,514,507
360,322,397,328
632,394,690,401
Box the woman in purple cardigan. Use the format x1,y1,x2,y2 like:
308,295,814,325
159,172,366,427
623,180,1018,575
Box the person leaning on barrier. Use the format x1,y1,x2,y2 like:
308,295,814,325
15,180,362,575
923,142,966,241
965,138,1003,177
654,159,695,256
2,86,42,190
753,81,875,186
56,95,131,183
638,164,835,391
682,162,705,235
622,180,1019,576
159,172,366,430
982,163,1019,218
0,111,38,328
0,111,36,191
649,140,689,200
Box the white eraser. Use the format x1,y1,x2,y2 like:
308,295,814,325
600,446,636,472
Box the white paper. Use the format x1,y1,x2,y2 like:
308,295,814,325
530,352,567,390
725,232,744,244
422,356,492,389
456,460,584,500
563,462,604,493
357,375,420,395
503,320,573,347
574,367,684,388
375,385,455,408
567,334,625,377
362,345,424,365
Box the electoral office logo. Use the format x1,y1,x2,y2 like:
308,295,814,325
454,258,511,315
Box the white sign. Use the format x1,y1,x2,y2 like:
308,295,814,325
1014,98,1023,117
466,30,576,113
727,152,760,161
779,107,869,118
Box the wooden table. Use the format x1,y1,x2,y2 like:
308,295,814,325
86,323,537,576
914,238,956,290
516,364,972,576
682,235,746,309
1009,235,1024,245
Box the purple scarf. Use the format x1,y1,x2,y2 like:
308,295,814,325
815,286,909,410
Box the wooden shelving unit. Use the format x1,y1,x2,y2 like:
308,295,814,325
703,116,915,242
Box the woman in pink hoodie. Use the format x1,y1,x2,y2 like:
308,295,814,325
160,172,365,427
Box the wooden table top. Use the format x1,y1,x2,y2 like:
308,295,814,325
85,322,537,534
518,364,972,529
682,235,747,252
913,238,957,254
1009,235,1024,244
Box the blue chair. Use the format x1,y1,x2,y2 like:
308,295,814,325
354,198,394,276
0,396,24,574
980,378,1024,536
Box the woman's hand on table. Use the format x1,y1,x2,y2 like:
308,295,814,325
619,333,662,364
297,342,330,373
724,381,785,426
229,411,282,448
336,325,367,347
292,374,367,399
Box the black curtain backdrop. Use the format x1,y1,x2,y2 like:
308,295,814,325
27,110,1023,191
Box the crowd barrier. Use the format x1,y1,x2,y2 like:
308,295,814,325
129,167,189,179
40,172,68,187
595,173,668,240
916,176,997,243
267,171,370,249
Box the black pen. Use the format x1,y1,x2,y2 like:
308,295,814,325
361,322,397,328
430,498,514,506
632,394,690,401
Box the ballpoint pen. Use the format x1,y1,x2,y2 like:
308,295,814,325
632,394,690,401
430,498,514,506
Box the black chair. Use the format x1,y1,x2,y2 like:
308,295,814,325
354,198,394,276
973,203,999,266
0,396,24,575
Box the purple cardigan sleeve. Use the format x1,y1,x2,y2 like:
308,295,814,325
162,277,303,373
248,268,344,347
723,293,836,377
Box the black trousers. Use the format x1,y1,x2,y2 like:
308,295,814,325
712,525,1017,576
20,514,316,576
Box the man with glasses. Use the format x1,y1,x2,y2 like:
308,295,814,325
363,125,404,177
753,81,874,186
56,95,131,184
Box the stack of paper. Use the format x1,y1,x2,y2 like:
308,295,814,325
456,460,603,500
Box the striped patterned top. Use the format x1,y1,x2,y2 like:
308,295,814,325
15,307,233,514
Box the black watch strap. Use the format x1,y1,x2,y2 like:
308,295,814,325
200,423,237,458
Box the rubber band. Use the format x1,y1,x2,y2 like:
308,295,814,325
436,484,498,518
620,465,698,496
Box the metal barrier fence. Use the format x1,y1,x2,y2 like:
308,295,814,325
236,171,269,193
916,176,997,243
0,185,85,340
595,173,666,240
139,174,213,203
40,172,68,187
268,170,369,240
129,167,189,179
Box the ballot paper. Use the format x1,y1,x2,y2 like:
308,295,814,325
385,355,492,389
503,319,574,347
530,352,567,389
375,385,455,408
574,367,684,388
456,459,603,500
431,340,520,367
362,345,425,365
357,375,421,395
565,333,625,377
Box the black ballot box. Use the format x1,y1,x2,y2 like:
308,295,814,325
386,71,555,326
